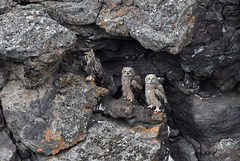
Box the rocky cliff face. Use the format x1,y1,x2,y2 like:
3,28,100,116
0,0,239,161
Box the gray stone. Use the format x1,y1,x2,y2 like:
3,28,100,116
168,81,240,161
96,96,167,126
0,73,109,156
218,0,240,5
0,105,5,129
0,60,9,90
180,1,240,91
0,130,18,161
97,0,197,54
0,4,76,88
210,138,240,161
0,4,76,60
41,0,102,25
170,136,198,161
73,35,120,52
0,0,16,15
222,5,240,29
62,24,113,40
0,0,239,160
36,115,168,161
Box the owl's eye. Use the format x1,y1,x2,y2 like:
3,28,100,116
123,70,126,73
129,70,132,73
148,78,150,80
88,55,92,58
152,77,155,80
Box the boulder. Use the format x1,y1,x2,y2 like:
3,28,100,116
0,0,16,15
168,81,240,161
180,1,240,91
36,114,168,161
170,136,198,161
0,60,9,90
96,96,167,126
0,4,76,88
41,0,102,26
97,0,197,54
0,130,19,161
0,73,109,155
0,106,5,129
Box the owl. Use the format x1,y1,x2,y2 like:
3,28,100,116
83,49,103,83
145,74,168,112
121,67,142,102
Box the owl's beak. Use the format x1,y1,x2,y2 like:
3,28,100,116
126,72,129,75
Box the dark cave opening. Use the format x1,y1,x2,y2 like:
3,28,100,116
111,85,122,99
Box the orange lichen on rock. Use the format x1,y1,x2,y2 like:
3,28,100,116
98,19,106,24
50,133,82,155
130,125,159,136
95,87,109,96
107,0,117,9
42,128,53,143
37,148,42,152
91,79,96,86
52,149,59,155
130,125,160,144
97,0,138,35
182,7,195,27
41,127,70,155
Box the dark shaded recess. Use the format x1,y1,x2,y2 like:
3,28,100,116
0,100,29,160
13,0,40,5
112,85,122,99
0,100,6,130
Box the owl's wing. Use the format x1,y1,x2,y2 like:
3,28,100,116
154,83,168,104
130,75,143,101
94,58,103,79
131,75,142,89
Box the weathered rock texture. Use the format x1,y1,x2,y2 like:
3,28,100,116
97,0,197,54
0,0,16,15
0,130,19,161
168,81,240,160
0,0,240,160
0,4,76,88
37,114,168,161
180,0,240,91
41,0,102,26
0,73,108,155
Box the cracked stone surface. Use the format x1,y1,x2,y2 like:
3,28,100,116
36,115,168,161
97,0,197,54
0,73,108,155
0,4,76,88
41,0,102,26
0,130,19,161
0,0,16,15
0,0,240,161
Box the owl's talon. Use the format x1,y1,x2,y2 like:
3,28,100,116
148,104,154,109
154,106,164,113
127,96,133,102
86,75,94,81
154,107,161,112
